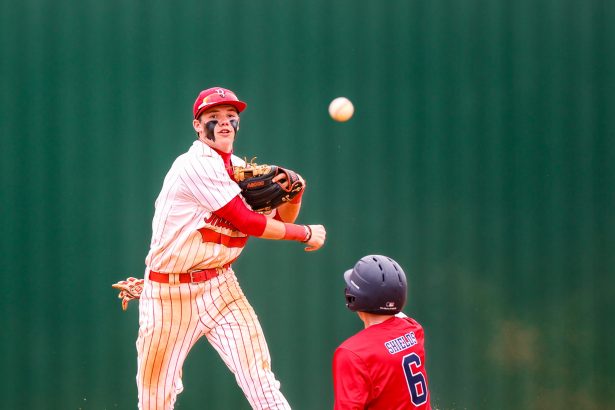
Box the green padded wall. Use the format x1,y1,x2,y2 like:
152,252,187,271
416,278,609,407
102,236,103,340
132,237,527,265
1,0,613,408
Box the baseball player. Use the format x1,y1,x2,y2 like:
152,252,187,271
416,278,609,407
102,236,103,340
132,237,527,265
130,87,326,409
333,255,431,410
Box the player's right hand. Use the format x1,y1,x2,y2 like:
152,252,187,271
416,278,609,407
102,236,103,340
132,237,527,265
304,224,326,252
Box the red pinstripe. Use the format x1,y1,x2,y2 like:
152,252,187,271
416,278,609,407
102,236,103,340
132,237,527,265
225,271,283,407
138,141,291,409
137,270,290,409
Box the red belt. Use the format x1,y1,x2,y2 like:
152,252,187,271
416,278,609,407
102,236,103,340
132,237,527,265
149,263,231,284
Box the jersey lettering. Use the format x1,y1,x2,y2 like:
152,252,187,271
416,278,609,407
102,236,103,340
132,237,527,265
384,331,418,354
145,141,243,272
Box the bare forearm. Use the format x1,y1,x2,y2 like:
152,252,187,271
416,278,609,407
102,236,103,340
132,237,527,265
275,201,301,223
275,183,304,222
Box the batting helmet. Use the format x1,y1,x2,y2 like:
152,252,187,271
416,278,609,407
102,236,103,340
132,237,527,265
344,255,407,315
193,87,247,119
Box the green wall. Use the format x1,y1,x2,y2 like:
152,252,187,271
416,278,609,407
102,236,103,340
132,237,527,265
1,0,614,409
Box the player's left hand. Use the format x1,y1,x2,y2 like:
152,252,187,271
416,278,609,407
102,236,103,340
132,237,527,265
272,170,305,192
112,277,144,311
235,163,305,212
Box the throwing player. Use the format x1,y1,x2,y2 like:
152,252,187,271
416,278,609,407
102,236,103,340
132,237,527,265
128,87,326,409
333,255,431,409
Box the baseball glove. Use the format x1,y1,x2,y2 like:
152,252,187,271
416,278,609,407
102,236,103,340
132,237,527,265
112,277,144,311
233,161,304,212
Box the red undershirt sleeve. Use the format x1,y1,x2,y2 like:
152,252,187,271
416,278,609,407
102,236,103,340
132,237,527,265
213,195,267,237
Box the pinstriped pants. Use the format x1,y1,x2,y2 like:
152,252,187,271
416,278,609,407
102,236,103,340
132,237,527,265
136,268,291,410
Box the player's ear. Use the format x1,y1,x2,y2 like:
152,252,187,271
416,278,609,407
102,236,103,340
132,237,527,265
193,118,202,133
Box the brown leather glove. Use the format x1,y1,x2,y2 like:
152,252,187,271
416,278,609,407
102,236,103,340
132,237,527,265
233,161,304,212
111,277,144,311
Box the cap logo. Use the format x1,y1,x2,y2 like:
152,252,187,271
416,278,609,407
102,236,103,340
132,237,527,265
198,89,233,110
386,302,395,308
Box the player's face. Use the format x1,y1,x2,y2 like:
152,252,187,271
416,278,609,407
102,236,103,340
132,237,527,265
194,105,240,152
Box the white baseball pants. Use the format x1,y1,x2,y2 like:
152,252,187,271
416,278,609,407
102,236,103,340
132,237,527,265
136,269,291,410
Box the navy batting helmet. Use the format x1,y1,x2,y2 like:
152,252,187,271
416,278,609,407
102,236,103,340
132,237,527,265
344,255,407,315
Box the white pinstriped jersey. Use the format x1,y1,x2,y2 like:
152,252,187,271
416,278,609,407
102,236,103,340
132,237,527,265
145,140,248,273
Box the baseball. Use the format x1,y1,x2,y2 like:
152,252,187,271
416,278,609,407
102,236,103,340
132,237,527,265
328,97,354,122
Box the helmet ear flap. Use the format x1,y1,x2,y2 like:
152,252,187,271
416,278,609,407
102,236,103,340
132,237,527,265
344,270,359,311
345,289,356,308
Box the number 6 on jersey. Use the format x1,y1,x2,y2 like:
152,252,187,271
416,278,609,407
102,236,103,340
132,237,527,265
402,352,429,406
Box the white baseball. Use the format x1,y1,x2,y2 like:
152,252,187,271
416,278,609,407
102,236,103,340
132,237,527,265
328,97,354,122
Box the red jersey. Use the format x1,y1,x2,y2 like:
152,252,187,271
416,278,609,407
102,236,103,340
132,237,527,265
333,316,431,410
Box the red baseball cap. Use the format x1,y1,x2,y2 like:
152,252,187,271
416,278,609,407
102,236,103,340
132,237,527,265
193,87,247,119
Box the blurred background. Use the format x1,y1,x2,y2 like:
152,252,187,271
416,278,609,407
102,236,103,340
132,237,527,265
1,0,614,409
